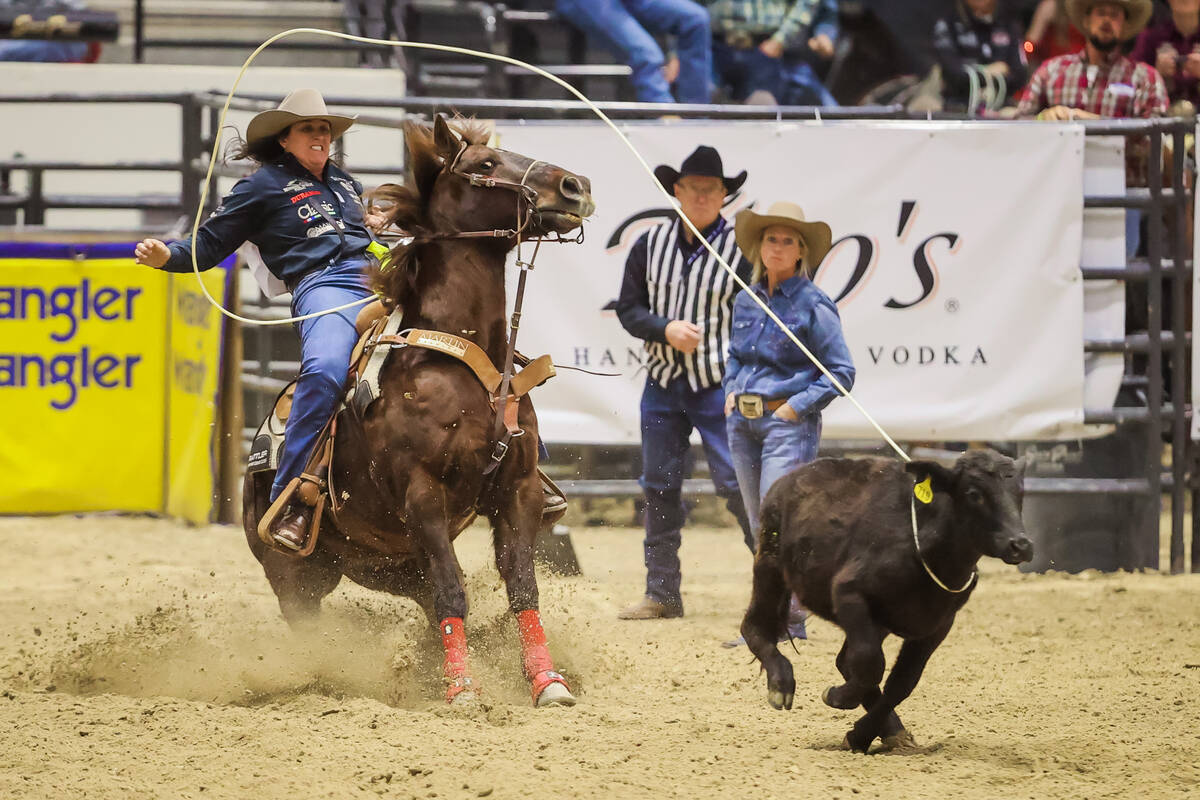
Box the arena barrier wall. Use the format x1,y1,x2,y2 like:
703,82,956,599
0,242,233,523
490,120,1090,443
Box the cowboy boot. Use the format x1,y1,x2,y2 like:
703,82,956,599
539,468,567,517
617,595,684,620
271,503,313,552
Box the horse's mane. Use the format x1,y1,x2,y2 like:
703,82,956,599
367,118,492,307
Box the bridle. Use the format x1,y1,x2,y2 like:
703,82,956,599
409,138,587,472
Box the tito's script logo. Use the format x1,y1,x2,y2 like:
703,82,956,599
0,278,144,410
595,198,987,370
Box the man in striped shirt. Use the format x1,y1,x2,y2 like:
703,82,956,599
615,145,755,621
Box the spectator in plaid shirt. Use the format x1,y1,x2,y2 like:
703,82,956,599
1018,0,1165,121
1018,0,1165,260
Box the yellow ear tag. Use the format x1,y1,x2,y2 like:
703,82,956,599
914,476,933,504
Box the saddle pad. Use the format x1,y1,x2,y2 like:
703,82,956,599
247,380,296,475
345,305,406,417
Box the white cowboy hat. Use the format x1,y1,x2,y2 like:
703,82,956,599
734,201,833,272
245,88,357,144
1064,0,1153,40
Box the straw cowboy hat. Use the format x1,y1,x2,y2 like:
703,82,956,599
1065,0,1153,40
245,88,357,144
654,145,748,196
734,201,833,271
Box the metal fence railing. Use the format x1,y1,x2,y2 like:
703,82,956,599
2,92,1194,572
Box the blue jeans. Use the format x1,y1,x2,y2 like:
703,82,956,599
0,40,87,62
269,257,374,501
640,376,753,605
1126,209,1141,263
555,0,711,104
781,60,838,107
727,409,822,542
712,39,782,101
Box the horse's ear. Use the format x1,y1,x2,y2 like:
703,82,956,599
432,114,461,160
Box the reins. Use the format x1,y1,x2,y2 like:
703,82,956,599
409,139,585,473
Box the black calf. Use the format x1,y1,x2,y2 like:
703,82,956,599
740,449,1032,752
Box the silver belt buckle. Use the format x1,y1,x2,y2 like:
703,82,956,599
737,394,764,419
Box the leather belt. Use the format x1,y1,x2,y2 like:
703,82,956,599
736,393,787,419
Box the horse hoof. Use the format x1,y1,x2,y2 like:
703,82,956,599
879,730,918,752
535,681,577,708
449,690,479,707
822,686,856,710
768,689,794,711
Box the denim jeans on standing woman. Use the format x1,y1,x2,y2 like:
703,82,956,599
727,410,823,543
270,256,375,501
555,0,711,104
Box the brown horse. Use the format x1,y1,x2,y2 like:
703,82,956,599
242,115,595,707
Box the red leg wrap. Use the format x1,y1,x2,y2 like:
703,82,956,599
517,609,569,703
439,617,474,702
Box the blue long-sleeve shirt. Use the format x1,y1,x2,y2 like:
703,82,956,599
164,153,373,286
722,273,854,417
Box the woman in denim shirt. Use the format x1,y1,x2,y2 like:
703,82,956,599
723,201,854,641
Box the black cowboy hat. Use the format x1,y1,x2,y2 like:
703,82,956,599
654,145,748,196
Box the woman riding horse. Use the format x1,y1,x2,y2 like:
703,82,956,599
135,88,376,551
243,116,594,706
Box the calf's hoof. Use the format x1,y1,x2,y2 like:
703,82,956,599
879,729,918,752
535,681,577,708
767,687,794,710
822,685,859,710
843,728,874,754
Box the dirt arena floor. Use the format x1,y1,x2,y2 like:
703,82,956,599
1,515,1197,800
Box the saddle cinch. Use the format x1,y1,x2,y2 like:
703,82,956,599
250,300,568,556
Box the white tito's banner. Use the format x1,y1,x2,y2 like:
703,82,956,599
494,121,1086,444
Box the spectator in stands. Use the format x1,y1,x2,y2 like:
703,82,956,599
931,0,1029,112
1025,0,1087,69
1022,0,1161,257
1019,0,1164,122
1131,0,1200,112
614,145,755,620
341,0,408,70
554,0,712,104
1018,0,1166,259
0,0,89,62
707,0,840,105
722,201,853,645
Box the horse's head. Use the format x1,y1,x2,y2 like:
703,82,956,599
427,115,595,239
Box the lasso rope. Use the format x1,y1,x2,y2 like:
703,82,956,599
187,27,910,462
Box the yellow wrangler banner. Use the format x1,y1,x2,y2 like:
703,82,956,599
0,243,233,522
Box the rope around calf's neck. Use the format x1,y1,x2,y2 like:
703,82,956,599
910,497,978,593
